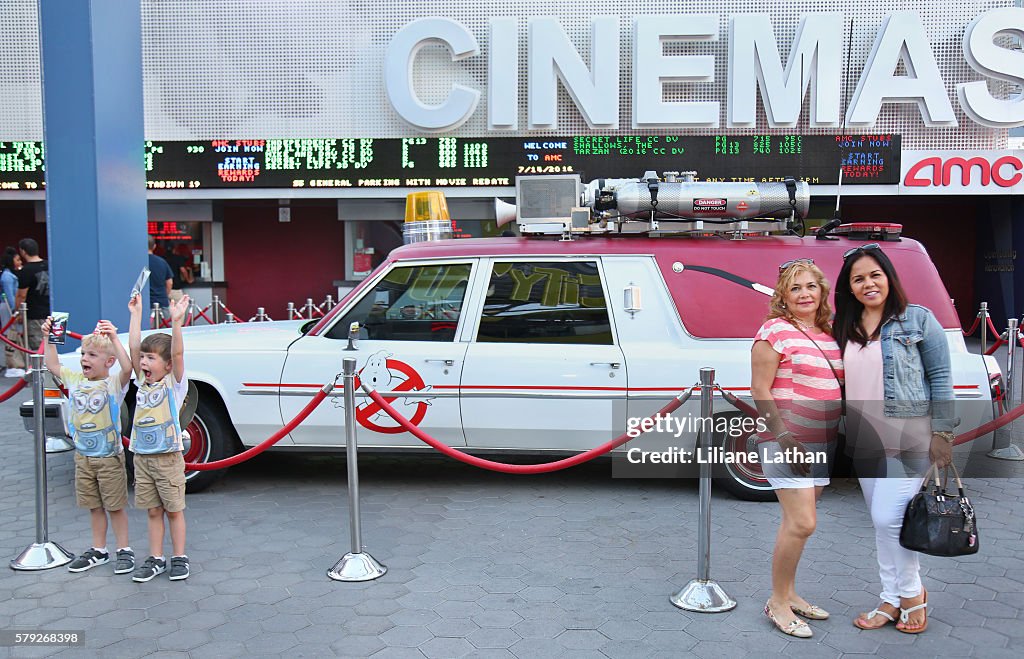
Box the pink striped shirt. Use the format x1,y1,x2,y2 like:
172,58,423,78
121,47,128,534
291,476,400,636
755,318,844,444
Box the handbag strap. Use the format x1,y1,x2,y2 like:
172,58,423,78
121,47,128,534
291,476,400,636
789,321,845,390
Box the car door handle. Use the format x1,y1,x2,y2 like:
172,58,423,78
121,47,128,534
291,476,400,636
590,362,621,369
425,359,456,366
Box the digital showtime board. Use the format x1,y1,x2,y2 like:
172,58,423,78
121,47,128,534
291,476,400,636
0,135,899,190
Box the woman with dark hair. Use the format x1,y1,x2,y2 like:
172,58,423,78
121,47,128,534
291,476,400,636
751,260,843,638
834,243,954,635
1,246,25,377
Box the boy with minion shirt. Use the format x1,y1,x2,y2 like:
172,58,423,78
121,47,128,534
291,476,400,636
41,317,134,574
128,293,191,582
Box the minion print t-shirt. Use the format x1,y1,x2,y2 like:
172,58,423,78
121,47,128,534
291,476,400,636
60,367,129,458
130,372,188,454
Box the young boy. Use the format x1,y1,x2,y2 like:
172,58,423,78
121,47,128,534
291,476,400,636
41,317,135,574
128,293,191,582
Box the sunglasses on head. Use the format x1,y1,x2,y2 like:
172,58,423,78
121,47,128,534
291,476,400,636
842,243,881,260
779,258,814,272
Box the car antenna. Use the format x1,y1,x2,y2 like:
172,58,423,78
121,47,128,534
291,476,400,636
817,18,855,241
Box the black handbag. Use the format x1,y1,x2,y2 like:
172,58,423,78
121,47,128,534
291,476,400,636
899,463,979,557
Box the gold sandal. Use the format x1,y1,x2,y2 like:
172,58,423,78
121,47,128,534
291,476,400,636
765,601,813,638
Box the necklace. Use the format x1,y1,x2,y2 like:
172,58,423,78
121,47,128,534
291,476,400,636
792,317,816,332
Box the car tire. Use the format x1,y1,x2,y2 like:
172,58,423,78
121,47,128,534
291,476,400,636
181,393,238,493
711,411,776,502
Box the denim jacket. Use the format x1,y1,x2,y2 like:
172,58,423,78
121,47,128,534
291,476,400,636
879,304,955,432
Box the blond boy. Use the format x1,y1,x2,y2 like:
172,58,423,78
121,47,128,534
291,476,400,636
127,294,191,581
42,317,134,574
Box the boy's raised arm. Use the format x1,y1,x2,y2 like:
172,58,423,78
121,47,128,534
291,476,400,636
97,320,132,387
128,294,143,379
169,295,188,383
39,316,61,377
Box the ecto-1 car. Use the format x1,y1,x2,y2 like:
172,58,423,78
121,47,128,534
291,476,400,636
44,174,999,500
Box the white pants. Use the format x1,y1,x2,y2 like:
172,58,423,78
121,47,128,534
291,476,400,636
859,472,926,607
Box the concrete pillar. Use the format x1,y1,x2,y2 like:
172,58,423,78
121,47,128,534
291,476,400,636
38,0,148,333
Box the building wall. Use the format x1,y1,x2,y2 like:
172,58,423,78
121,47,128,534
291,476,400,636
221,202,345,319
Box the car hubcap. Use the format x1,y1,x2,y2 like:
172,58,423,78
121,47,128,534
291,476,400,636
182,415,211,479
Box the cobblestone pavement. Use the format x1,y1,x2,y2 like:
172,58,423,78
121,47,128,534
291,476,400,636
0,376,1022,658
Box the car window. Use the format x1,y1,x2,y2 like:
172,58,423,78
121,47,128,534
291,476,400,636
328,263,471,341
476,261,613,344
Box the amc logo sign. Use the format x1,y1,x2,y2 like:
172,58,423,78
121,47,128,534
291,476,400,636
903,153,1024,191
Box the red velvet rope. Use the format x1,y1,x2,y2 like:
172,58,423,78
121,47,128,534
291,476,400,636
0,314,16,334
987,316,1002,338
363,384,695,474
0,376,27,403
961,316,980,337
116,383,334,470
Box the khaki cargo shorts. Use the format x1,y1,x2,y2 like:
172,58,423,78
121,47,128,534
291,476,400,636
74,452,128,511
133,452,187,512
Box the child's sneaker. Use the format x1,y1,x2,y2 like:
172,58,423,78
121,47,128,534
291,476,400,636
131,556,166,582
168,555,190,581
114,549,136,575
67,548,109,572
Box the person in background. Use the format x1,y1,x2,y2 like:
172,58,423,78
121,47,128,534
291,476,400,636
2,246,25,377
751,259,843,639
147,237,174,321
164,243,194,304
16,238,48,351
834,244,954,635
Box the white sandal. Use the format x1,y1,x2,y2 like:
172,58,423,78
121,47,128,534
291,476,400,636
853,607,896,630
897,592,928,634
765,601,813,638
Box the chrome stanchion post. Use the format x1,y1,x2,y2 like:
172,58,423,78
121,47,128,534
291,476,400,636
990,318,1024,460
287,302,297,320
151,303,163,329
980,302,989,355
671,367,736,612
212,295,221,324
11,354,73,570
19,302,30,354
328,357,386,582
304,298,315,319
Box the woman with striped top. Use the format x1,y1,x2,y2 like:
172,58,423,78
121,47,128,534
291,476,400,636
751,259,844,639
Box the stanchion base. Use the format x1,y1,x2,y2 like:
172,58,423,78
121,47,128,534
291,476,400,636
327,552,386,582
45,436,75,454
987,444,1024,461
10,542,74,571
670,579,737,613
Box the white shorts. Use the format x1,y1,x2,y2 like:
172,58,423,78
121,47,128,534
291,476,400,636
760,441,834,489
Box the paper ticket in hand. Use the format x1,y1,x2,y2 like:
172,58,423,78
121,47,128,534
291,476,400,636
131,267,151,299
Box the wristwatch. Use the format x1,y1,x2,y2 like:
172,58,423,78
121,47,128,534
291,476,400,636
933,431,955,443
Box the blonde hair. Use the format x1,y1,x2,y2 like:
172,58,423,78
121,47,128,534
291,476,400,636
766,262,834,334
81,332,115,356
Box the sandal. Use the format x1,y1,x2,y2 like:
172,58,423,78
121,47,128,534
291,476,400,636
897,589,928,634
791,603,830,620
764,601,813,638
853,606,896,630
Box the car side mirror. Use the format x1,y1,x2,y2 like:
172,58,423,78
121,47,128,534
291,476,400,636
299,319,318,335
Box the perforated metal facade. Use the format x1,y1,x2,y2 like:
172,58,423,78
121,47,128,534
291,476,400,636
0,0,1016,148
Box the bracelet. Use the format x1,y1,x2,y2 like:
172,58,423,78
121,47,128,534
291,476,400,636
775,430,795,442
933,431,955,443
